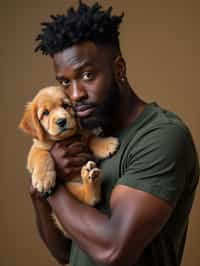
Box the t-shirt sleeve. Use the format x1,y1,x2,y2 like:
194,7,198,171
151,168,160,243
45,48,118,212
117,124,190,204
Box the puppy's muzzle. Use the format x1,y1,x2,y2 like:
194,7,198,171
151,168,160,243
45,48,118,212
56,118,67,129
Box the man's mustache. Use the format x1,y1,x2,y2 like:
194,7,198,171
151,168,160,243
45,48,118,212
73,102,98,109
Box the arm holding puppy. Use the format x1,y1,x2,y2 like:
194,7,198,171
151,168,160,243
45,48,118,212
49,141,172,266
29,184,71,265
29,138,93,265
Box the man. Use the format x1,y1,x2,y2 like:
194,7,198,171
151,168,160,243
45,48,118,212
31,1,199,266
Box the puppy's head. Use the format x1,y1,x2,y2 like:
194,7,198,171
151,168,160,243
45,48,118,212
19,86,77,141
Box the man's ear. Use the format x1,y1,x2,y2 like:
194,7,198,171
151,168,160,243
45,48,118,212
19,102,45,141
113,55,127,82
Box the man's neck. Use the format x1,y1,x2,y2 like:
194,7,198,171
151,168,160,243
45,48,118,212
104,86,146,136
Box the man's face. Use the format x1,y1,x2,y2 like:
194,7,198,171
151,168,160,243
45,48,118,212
52,42,120,130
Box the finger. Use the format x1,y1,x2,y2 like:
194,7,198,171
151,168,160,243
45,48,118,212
58,135,82,146
51,140,81,151
50,142,66,158
63,143,89,155
54,136,82,149
51,141,89,157
57,166,82,182
62,154,91,167
77,152,94,162
50,142,70,158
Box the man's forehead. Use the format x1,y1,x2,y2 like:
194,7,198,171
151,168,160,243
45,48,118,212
53,42,110,71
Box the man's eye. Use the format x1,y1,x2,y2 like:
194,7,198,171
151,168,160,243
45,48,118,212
61,80,70,87
82,72,94,81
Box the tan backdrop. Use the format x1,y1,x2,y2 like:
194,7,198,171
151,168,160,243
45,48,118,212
0,0,199,265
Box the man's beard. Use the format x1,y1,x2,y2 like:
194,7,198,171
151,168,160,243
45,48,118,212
78,79,121,131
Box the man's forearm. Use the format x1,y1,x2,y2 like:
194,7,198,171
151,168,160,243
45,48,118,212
31,197,71,265
48,185,116,265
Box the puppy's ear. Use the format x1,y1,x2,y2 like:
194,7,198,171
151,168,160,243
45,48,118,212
19,102,45,141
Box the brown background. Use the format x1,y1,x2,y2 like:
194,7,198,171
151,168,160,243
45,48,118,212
0,0,199,265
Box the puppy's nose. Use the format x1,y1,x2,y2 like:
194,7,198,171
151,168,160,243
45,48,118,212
56,118,67,128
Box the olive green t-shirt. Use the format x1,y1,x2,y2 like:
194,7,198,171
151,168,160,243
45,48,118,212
69,102,199,266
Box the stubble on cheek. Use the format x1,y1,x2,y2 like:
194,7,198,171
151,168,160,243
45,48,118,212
79,82,120,130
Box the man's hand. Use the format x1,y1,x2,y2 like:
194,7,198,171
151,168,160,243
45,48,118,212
50,136,94,183
28,178,70,265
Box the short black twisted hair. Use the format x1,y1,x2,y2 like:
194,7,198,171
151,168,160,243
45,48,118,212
35,1,124,56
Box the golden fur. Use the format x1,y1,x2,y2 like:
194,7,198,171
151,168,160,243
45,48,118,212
19,86,119,207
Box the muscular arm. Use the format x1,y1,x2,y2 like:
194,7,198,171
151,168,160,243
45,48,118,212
46,123,188,265
48,183,172,266
29,139,93,265
30,189,71,265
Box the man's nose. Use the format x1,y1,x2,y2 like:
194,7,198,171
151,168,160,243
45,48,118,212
70,80,87,102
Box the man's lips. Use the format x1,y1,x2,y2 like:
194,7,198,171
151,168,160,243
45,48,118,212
75,105,96,118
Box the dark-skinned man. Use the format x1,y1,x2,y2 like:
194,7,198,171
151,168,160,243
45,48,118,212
31,2,199,266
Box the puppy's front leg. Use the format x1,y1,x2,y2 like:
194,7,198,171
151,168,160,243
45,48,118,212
89,136,119,159
66,161,101,206
28,148,56,193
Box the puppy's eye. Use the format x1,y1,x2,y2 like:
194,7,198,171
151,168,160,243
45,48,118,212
43,109,49,116
62,103,69,109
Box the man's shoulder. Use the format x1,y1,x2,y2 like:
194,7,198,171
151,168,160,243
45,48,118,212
116,103,199,204
119,102,192,147
118,102,199,173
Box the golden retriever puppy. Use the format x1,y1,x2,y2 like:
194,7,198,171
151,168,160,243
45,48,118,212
19,86,119,206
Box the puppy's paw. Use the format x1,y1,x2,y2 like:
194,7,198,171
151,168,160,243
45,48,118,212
32,170,56,193
94,137,119,159
81,161,101,184
103,137,119,156
81,161,102,206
